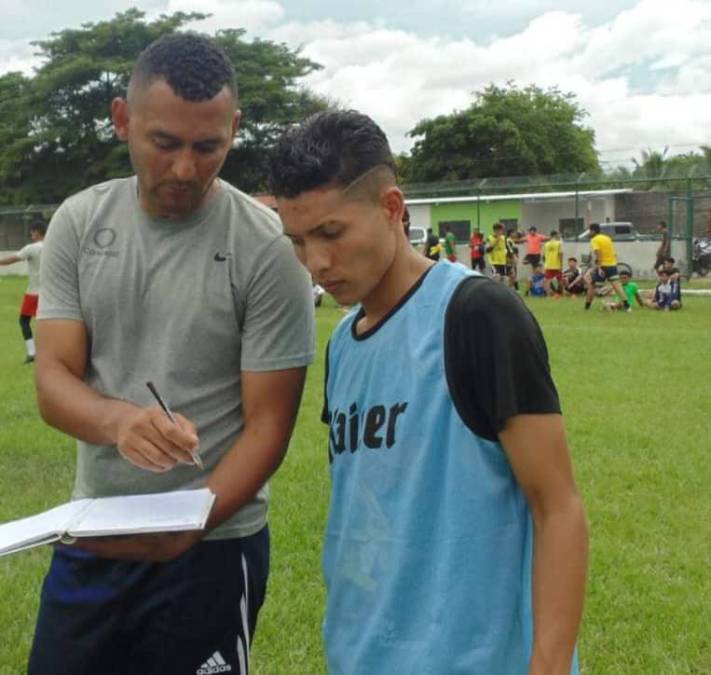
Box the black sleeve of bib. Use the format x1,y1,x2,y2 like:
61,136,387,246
444,277,561,442
321,340,331,425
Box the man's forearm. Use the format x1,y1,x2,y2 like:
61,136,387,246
206,418,293,531
529,495,588,675
36,360,138,444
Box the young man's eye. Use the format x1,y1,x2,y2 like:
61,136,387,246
285,234,304,247
321,228,342,240
195,143,219,154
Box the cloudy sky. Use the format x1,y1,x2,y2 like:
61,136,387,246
1,0,710,167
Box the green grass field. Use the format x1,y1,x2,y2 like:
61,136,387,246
1,275,710,674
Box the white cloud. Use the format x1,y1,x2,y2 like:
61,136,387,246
265,0,711,159
0,39,41,76
161,0,286,34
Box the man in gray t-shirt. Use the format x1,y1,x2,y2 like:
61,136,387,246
28,34,314,675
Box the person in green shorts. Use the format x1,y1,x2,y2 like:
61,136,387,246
443,225,457,262
603,270,644,311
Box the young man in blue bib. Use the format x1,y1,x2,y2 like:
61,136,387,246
271,110,588,675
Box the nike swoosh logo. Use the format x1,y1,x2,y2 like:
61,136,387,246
214,253,228,262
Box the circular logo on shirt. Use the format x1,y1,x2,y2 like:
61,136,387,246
93,228,117,248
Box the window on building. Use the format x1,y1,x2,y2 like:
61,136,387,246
558,217,585,238
438,220,470,242
499,218,519,232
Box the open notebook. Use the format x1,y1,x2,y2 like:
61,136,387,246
0,488,215,557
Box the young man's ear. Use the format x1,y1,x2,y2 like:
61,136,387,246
381,186,405,228
111,98,130,142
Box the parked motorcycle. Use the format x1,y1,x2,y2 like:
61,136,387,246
692,238,711,277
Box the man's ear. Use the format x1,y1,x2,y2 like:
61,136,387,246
231,109,241,139
111,98,130,141
381,186,405,227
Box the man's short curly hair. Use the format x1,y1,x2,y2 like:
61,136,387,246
269,110,396,199
129,33,237,103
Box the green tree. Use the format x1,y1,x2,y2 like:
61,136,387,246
215,30,328,192
406,83,599,183
0,72,34,204
0,9,325,204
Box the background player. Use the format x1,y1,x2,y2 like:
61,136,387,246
0,221,46,363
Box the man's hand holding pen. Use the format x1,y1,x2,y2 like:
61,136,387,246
115,405,200,473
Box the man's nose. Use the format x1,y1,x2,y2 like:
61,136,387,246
173,153,197,182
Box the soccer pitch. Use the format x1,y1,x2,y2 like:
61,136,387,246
1,275,709,674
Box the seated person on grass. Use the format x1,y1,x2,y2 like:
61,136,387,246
562,257,586,296
603,270,644,311
649,269,681,310
526,263,546,297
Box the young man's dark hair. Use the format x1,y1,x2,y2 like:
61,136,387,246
129,32,237,103
568,257,577,263
29,221,46,236
589,223,601,234
665,256,675,264
269,109,396,199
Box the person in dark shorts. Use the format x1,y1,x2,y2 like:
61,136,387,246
524,226,548,267
486,222,509,283
424,228,441,261
28,33,314,675
469,228,486,271
505,227,520,289
584,223,630,311
562,257,586,296
654,221,670,271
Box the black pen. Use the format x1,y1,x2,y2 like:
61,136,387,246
145,381,204,469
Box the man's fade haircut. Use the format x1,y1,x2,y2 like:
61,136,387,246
269,110,396,199
129,33,237,104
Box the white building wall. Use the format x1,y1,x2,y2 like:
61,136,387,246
521,197,615,233
406,203,431,231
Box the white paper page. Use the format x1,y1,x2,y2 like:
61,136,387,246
0,500,92,556
70,489,215,537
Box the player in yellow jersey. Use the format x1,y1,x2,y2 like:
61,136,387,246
584,223,631,311
486,222,509,284
543,231,563,297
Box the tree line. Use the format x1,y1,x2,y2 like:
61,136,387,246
1,10,708,206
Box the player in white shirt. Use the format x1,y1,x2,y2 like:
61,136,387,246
0,221,46,363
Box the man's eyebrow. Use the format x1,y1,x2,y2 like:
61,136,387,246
150,130,223,145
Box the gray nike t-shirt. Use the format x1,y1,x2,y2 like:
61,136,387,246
38,176,315,538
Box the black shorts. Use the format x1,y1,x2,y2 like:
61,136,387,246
29,528,270,675
493,264,508,276
525,254,541,266
592,265,619,283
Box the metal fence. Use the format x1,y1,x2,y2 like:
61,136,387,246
402,170,711,277
2,169,711,277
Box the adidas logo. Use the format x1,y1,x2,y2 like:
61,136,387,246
196,651,233,674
